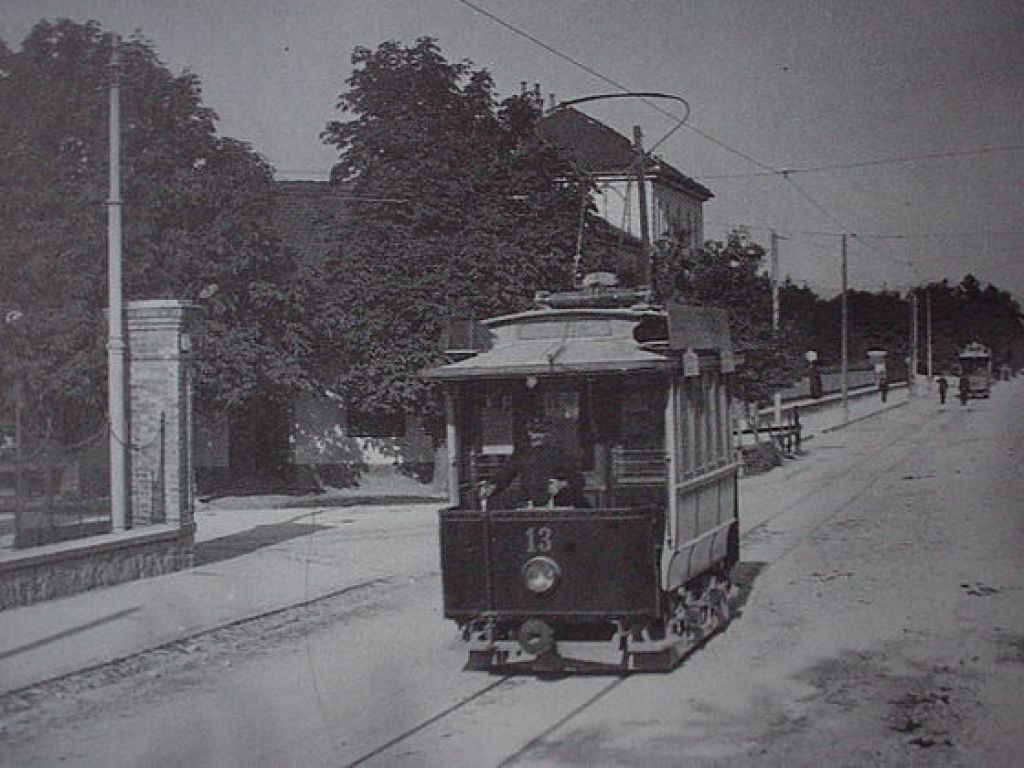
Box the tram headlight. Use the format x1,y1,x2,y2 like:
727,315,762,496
521,556,561,595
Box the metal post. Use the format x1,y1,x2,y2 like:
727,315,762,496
926,289,933,388
444,388,460,508
910,289,919,396
108,37,129,529
771,231,782,425
840,234,849,422
632,126,653,293
663,379,678,548
13,378,22,461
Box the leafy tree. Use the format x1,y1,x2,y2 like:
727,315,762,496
316,38,582,418
0,20,307,443
670,231,804,409
921,276,1024,373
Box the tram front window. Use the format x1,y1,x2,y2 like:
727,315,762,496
469,377,666,509
479,414,587,509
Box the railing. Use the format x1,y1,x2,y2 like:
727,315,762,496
611,447,666,485
778,369,881,401
0,426,111,550
0,414,167,551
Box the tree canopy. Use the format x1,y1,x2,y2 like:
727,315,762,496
314,38,582,417
668,231,805,405
779,272,1024,383
0,19,306,442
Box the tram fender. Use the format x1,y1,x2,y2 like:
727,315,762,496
661,518,735,591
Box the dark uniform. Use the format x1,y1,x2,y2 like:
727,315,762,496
487,443,586,509
937,376,948,404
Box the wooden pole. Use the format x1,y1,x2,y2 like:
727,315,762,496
910,289,919,395
108,37,129,529
840,234,849,423
771,231,782,425
926,289,933,387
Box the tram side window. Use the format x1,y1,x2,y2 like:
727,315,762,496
692,375,707,473
681,373,718,476
478,392,515,456
705,371,720,466
619,386,664,450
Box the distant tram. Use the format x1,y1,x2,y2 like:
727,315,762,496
424,282,740,672
958,341,992,399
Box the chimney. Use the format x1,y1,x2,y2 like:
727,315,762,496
548,93,557,111
520,81,528,97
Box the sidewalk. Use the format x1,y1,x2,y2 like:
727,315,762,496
0,389,926,698
793,382,910,437
0,495,443,697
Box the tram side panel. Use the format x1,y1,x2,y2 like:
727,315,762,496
661,367,739,592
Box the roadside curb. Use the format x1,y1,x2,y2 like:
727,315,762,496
0,576,389,700
820,398,910,433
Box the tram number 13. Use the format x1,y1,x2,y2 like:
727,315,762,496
525,526,554,553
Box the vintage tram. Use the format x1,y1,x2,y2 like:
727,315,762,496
423,282,740,672
957,341,992,399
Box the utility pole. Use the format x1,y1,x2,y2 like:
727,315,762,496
632,126,653,295
909,288,919,396
771,231,782,425
926,288,933,387
108,37,129,530
841,234,849,422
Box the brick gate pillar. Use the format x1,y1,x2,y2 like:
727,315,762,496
125,300,202,530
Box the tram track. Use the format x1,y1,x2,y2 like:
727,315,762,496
740,404,951,549
337,404,955,767
342,675,516,768
1,404,953,767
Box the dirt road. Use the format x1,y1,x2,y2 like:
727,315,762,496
2,382,1021,767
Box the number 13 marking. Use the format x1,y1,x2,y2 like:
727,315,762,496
525,526,553,553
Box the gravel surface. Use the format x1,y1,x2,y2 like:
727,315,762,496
1,383,1021,767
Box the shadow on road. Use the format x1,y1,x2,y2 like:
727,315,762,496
194,520,331,566
730,560,768,620
280,494,443,509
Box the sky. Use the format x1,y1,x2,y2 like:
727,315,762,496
3,0,1023,301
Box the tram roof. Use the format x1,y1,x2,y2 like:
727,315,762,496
422,338,673,380
423,306,673,381
483,306,664,326
423,302,736,381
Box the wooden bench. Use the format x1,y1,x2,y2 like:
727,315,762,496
734,423,802,454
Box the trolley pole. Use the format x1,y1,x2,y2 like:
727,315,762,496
108,37,129,530
840,234,849,423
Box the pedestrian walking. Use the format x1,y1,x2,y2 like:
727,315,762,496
809,367,823,399
937,375,948,405
878,374,889,403
959,373,970,405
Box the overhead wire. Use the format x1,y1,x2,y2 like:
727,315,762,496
698,144,1024,179
453,0,1024,294
455,0,776,174
454,0,921,278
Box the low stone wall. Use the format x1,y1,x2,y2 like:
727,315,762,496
0,525,194,610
